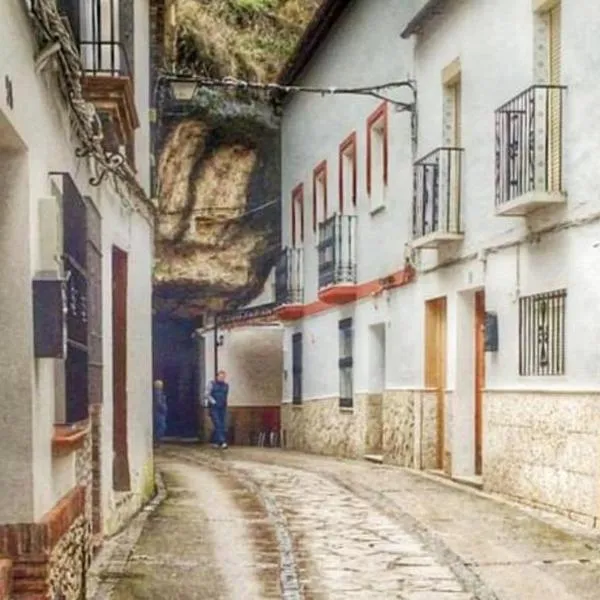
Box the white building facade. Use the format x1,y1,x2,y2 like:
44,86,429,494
0,0,154,597
278,0,600,525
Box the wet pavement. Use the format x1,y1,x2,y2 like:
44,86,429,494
89,446,600,600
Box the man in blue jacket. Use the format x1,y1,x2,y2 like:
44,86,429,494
204,370,229,449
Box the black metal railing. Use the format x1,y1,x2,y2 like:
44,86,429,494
275,247,304,306
318,214,357,289
412,147,463,239
495,84,566,207
80,41,132,77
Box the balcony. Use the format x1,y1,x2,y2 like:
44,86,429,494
275,247,304,321
495,85,566,216
318,214,357,304
412,147,464,249
80,40,139,159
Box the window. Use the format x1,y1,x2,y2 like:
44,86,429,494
62,175,90,424
339,318,354,408
291,184,304,247
292,332,303,405
519,289,566,376
367,102,388,212
339,132,357,214
312,161,327,232
442,58,462,147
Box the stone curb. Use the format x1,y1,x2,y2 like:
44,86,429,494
403,466,600,546
86,472,167,600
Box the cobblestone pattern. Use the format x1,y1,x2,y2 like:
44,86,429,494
232,460,473,600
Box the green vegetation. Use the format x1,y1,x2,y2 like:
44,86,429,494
173,0,320,82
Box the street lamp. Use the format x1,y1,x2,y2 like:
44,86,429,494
168,79,198,101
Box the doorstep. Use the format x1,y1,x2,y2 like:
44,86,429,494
426,469,483,490
363,454,384,464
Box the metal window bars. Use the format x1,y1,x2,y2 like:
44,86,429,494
275,247,304,306
338,318,354,408
519,289,566,376
412,147,463,239
495,84,566,207
318,214,357,289
292,332,303,405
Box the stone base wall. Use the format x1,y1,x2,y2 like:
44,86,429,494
281,396,370,459
49,516,91,600
0,486,87,598
281,391,439,464
382,390,438,469
365,394,383,454
484,391,600,522
104,457,155,537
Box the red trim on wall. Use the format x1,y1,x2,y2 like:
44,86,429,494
300,265,415,318
291,183,304,246
312,160,328,232
366,101,388,196
339,131,357,212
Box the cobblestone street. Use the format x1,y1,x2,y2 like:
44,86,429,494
89,446,600,600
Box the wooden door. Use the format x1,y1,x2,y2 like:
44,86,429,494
112,246,130,491
474,291,486,475
425,297,447,470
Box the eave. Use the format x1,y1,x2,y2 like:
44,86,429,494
401,0,452,38
276,0,352,86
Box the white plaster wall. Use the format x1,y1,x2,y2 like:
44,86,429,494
281,0,418,305
0,1,153,525
134,0,151,194
205,326,283,407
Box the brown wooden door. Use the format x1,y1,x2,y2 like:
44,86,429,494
112,246,131,491
425,297,447,471
474,291,486,476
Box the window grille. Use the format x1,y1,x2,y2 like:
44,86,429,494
339,318,354,408
292,333,303,405
519,289,566,376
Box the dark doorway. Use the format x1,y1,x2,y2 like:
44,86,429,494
112,246,131,491
153,317,201,439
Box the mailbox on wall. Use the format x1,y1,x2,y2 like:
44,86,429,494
484,311,498,352
33,273,65,358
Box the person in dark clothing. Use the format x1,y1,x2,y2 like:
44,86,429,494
153,379,168,447
204,370,229,449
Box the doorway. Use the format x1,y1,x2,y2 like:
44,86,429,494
425,297,447,471
112,246,130,491
366,324,385,454
474,291,486,475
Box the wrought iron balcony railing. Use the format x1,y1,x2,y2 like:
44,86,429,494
275,247,304,306
412,147,463,242
495,84,566,208
318,214,357,289
80,40,132,78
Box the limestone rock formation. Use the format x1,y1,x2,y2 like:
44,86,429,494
153,0,320,319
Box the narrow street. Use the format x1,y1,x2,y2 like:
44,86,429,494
89,446,600,600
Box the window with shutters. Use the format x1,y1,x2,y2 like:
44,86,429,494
367,102,388,213
291,184,304,247
339,318,354,408
339,132,357,215
312,161,327,234
548,2,561,191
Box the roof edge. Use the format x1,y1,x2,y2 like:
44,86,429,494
401,0,448,38
276,0,352,86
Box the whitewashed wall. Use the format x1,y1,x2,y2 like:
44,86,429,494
0,1,153,526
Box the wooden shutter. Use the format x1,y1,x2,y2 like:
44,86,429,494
548,3,561,190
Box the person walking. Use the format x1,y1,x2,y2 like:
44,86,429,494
204,370,229,449
153,379,168,447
